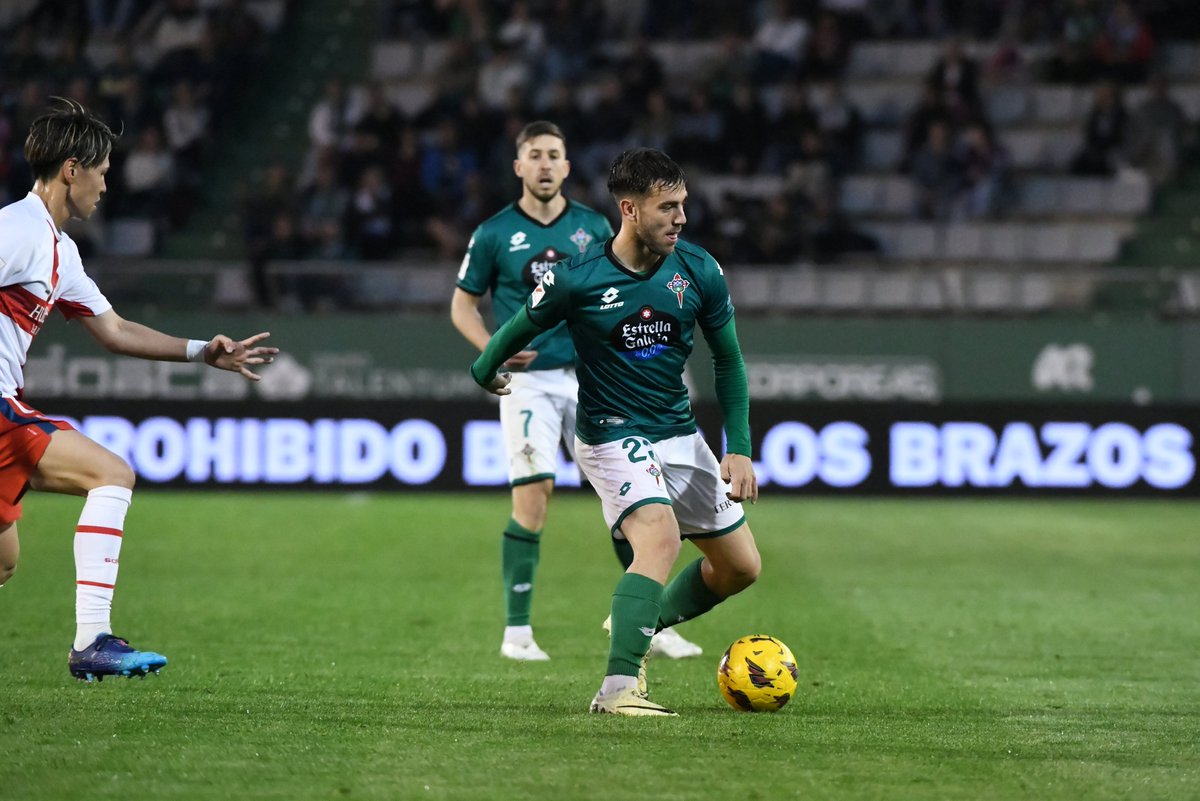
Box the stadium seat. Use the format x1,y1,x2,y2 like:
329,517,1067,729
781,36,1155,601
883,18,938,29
106,219,156,257
943,224,986,262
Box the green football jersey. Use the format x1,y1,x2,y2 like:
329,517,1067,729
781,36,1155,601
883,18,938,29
525,238,735,445
456,199,613,371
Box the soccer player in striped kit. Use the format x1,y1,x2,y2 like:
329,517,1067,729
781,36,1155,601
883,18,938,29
0,99,278,681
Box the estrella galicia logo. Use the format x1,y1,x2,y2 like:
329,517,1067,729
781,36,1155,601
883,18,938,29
610,305,680,361
665,272,690,308
522,246,568,287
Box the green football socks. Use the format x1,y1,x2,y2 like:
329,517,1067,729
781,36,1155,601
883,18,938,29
606,572,664,676
657,558,722,630
502,519,541,627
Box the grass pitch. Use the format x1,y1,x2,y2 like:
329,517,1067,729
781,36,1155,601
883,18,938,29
3,492,1199,800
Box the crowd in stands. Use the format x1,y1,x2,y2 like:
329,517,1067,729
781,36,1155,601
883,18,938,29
0,0,274,254
248,0,1196,276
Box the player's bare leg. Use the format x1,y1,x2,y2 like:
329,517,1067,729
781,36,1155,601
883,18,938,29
500,479,553,661
590,503,680,716
689,523,761,599
0,521,18,587
32,429,167,681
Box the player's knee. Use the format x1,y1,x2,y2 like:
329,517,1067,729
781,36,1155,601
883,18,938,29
718,551,761,596
103,460,137,490
0,556,16,585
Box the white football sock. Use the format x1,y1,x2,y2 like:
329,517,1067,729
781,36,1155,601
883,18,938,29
73,486,132,652
600,674,638,696
503,624,534,645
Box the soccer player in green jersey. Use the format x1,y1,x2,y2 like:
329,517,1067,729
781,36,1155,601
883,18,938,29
451,123,704,662
469,148,761,715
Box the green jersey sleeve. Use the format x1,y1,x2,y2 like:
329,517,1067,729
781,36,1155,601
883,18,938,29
696,253,735,331
455,226,495,296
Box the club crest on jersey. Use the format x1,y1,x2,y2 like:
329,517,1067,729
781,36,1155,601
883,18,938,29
570,227,593,253
665,273,690,308
509,231,530,252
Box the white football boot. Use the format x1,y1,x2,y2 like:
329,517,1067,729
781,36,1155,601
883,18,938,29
589,685,677,716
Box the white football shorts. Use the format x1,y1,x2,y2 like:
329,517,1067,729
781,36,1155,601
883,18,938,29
575,431,745,540
499,367,578,485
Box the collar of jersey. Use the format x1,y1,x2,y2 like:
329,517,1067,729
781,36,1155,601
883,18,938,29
605,238,665,281
513,197,572,228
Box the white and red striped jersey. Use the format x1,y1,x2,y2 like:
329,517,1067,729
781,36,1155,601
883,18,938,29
0,193,112,397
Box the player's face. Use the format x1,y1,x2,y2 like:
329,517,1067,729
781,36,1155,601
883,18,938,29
66,156,109,220
514,134,570,202
631,183,687,257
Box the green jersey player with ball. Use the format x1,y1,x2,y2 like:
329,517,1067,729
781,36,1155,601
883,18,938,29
470,148,761,715
452,124,702,663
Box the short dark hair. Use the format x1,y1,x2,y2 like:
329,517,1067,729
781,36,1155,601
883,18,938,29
606,148,686,200
515,120,566,151
24,98,119,182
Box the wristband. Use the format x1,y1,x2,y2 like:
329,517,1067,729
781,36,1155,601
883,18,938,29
186,339,209,362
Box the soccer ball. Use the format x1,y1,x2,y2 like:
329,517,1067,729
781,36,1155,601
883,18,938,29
717,634,798,712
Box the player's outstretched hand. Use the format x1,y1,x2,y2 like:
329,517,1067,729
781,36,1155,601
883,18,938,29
721,453,758,504
484,369,513,396
204,332,279,381
503,350,539,370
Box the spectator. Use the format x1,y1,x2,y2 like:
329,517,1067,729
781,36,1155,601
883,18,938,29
476,41,531,112
299,161,349,250
630,89,674,153
616,35,664,107
763,79,817,172
1126,74,1189,185
1070,80,1128,176
808,192,881,263
708,191,754,265
1042,0,1103,84
348,82,405,175
576,77,632,178
814,81,864,174
926,37,982,124
902,83,952,171
704,32,755,106
672,88,725,170
1095,1,1155,84
721,80,769,174
908,120,962,220
162,79,210,169
806,11,850,81
419,117,480,204
95,39,142,121
496,0,545,64
785,129,836,210
121,126,175,218
752,0,810,82
146,0,209,67
952,123,1010,219
344,164,396,260
308,77,354,157
751,194,805,263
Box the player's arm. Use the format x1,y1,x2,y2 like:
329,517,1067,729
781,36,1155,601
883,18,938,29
450,288,538,370
469,308,547,396
702,318,757,503
78,309,278,381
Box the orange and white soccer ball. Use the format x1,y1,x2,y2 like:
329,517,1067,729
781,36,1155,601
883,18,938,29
717,634,799,712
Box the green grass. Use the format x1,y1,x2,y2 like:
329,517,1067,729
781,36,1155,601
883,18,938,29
3,493,1199,800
